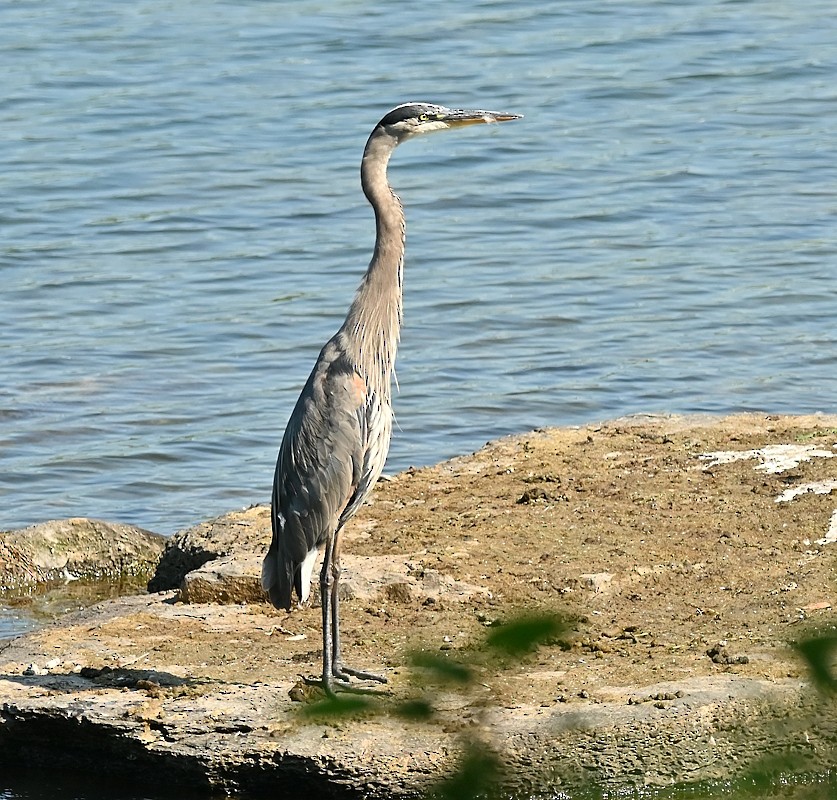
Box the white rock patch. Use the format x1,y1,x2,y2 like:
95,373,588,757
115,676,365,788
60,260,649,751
700,442,837,546
817,510,837,546
699,443,836,474
775,480,837,504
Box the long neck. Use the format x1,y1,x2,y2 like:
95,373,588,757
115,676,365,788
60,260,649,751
340,128,405,400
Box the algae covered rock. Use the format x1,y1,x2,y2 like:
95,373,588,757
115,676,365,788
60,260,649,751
0,518,166,591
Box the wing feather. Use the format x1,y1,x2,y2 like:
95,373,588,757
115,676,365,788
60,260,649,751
262,338,388,610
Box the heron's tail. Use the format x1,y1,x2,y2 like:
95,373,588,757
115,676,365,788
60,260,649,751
262,509,294,611
261,539,294,611
262,509,320,611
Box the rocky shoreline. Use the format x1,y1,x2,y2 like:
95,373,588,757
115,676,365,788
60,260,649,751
2,414,836,797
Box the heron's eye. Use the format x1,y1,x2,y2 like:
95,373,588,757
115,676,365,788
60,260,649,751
419,113,429,121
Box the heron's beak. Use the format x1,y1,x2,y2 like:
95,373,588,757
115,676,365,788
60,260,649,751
441,108,523,128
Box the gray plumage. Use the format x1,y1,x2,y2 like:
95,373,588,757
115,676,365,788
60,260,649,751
262,102,521,695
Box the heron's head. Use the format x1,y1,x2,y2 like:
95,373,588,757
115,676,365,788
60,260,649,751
375,102,522,142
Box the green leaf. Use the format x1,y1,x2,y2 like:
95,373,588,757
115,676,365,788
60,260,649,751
300,693,374,719
426,742,503,800
794,633,837,694
393,698,435,721
409,651,474,685
484,613,567,656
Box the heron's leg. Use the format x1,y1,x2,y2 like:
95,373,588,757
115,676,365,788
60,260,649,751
319,535,338,697
329,543,342,668
330,534,387,685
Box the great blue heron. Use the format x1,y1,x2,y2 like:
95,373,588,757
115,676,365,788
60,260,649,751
262,102,521,695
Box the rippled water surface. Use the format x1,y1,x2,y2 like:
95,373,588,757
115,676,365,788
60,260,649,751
1,1,836,792
3,0,836,538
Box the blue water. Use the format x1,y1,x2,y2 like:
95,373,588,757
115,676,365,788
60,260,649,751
0,608,36,641
1,2,836,793
2,0,836,539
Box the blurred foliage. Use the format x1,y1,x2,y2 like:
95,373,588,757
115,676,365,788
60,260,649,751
408,650,474,685
728,625,837,800
294,612,837,798
424,740,504,800
392,697,435,721
793,630,837,695
483,612,570,657
293,609,569,797
300,693,374,721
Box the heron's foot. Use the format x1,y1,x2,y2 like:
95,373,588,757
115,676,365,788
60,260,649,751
301,674,343,700
306,672,386,700
333,662,388,685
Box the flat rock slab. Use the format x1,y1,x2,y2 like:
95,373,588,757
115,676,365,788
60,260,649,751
179,551,489,606
1,593,831,798
148,504,271,592
2,414,837,796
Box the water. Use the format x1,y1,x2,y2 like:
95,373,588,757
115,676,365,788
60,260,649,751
1,0,836,795
2,0,836,538
0,607,36,641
